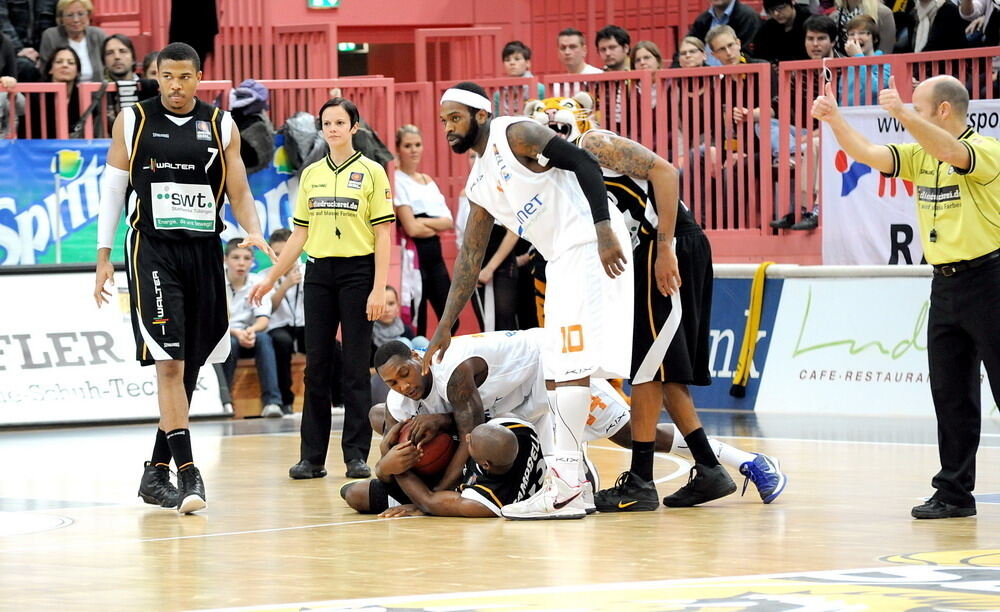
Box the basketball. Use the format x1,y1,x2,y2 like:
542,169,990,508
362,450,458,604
398,421,458,477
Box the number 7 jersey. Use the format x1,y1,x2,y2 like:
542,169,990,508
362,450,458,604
124,97,231,240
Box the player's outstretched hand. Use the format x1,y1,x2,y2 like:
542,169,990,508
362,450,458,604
655,244,681,296
811,81,840,123
380,420,405,456
422,329,452,374
595,221,628,278
239,233,277,263
380,440,422,476
409,413,448,448
93,260,115,307
247,275,275,307
879,76,904,117
378,504,425,518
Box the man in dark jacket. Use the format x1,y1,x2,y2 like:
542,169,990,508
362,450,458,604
750,0,811,64
688,0,762,66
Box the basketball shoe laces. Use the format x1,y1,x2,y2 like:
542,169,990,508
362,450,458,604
740,458,775,497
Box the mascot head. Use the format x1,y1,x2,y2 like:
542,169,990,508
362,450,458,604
524,92,597,143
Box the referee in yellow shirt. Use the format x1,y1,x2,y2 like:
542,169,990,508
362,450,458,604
251,98,394,479
814,75,1000,519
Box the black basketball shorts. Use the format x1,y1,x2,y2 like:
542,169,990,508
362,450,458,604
124,230,229,367
630,230,713,386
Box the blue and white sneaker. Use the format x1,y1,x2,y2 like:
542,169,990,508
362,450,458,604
739,453,786,504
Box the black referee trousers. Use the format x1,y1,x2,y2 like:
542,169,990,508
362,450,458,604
300,255,374,466
927,256,1000,507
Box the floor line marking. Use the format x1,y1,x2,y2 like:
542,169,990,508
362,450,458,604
139,514,425,542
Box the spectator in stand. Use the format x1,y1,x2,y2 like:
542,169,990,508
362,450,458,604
496,41,544,116
102,34,157,131
752,0,811,64
21,44,79,137
841,15,891,107
596,24,631,71
502,40,533,77
673,35,709,68
392,124,455,338
221,238,283,419
708,25,773,229
910,0,969,52
266,228,344,417
771,15,841,231
39,0,106,82
831,0,896,55
631,40,663,71
689,0,762,67
0,0,57,82
557,28,603,75
1,32,16,86
141,51,158,78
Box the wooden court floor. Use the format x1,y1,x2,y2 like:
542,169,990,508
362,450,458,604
2,412,1000,611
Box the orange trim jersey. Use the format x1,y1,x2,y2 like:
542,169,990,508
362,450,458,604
293,152,395,258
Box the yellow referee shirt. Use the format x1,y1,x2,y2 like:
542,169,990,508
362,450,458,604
884,128,1000,265
293,152,395,258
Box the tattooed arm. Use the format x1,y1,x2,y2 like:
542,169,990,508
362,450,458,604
434,356,487,491
579,130,681,296
421,202,494,373
506,120,628,278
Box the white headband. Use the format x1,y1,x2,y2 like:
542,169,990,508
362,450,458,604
440,88,492,114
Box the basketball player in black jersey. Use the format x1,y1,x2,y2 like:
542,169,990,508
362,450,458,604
534,106,786,510
93,43,275,514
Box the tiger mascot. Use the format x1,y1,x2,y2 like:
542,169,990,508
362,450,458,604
523,92,598,145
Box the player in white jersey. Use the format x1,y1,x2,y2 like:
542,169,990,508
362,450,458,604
426,81,633,519
528,94,787,511
372,332,776,517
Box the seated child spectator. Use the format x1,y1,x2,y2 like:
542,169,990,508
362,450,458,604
266,228,343,416
222,238,283,418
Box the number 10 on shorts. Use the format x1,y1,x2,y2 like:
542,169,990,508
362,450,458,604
560,324,585,353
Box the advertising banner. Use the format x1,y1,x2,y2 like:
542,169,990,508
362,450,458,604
820,99,1000,265
755,277,996,416
0,138,296,267
690,278,783,410
0,271,223,425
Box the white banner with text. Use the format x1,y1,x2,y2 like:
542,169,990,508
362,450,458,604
0,272,223,425
821,100,1000,265
755,277,996,416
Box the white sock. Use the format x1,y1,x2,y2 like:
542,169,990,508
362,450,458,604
552,385,590,485
666,424,756,469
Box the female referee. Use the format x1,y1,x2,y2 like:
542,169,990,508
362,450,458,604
250,97,394,480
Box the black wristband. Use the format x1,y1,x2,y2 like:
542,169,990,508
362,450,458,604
540,137,610,224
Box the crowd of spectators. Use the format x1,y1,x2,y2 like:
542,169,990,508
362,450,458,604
1,0,159,137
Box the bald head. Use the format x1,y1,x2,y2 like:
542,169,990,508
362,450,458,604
918,75,969,120
468,423,518,473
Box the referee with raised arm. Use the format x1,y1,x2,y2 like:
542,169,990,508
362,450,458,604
250,97,394,480
93,43,275,515
814,75,1000,519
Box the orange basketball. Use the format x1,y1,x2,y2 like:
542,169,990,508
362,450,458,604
398,421,458,477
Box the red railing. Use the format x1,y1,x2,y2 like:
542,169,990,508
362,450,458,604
2,83,71,139
415,27,508,84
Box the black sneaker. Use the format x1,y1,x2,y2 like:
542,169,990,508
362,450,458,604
594,471,659,512
769,213,795,229
911,498,976,519
662,463,737,507
791,212,818,230
289,460,327,479
176,466,207,514
138,461,179,508
345,459,371,479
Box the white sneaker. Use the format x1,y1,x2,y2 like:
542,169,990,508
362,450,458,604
261,404,283,418
500,468,586,521
579,480,596,515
